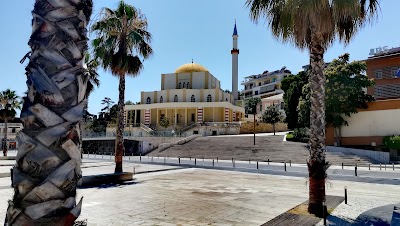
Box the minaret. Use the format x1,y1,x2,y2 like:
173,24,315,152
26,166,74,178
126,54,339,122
231,21,239,102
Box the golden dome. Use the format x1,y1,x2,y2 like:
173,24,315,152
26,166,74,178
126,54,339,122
175,62,208,73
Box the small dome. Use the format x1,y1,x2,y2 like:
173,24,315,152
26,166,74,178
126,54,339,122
175,63,208,73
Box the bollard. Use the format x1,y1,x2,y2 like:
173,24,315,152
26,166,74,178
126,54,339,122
140,154,142,161
355,166,357,176
151,156,153,162
190,157,191,161
257,161,259,170
284,162,287,172
102,153,103,159
380,163,382,170
344,186,348,204
164,157,166,164
249,159,251,164
129,155,131,161
289,160,291,167
213,159,214,166
179,157,180,164
385,164,386,170
233,159,235,168
87,152,89,158
110,153,111,159
393,163,395,170
203,156,204,161
342,162,343,169
369,164,370,170
195,158,197,165
10,168,13,186
217,157,218,162
267,159,270,165
232,158,234,163
323,201,327,226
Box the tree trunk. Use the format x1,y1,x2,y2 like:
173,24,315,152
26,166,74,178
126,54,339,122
115,75,125,173
6,1,92,225
307,32,328,217
3,119,7,156
253,113,256,145
273,123,275,136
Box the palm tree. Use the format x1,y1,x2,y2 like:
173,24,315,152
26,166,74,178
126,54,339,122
0,89,21,156
92,0,153,173
246,0,379,216
5,0,93,225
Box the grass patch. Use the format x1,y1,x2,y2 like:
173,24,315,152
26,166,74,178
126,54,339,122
286,133,294,139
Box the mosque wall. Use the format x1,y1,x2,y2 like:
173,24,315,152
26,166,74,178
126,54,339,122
192,72,206,89
185,90,201,102
163,73,177,90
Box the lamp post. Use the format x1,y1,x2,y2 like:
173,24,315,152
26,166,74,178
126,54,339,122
253,105,256,145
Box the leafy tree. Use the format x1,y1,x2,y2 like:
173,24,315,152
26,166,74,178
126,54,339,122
281,71,309,129
92,0,153,173
125,100,134,105
245,97,261,145
244,97,261,115
262,104,282,135
247,0,379,216
101,97,114,113
6,0,93,224
0,89,21,156
159,116,171,130
325,53,375,146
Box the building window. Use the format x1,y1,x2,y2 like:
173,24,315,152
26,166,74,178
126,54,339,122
174,95,178,102
259,82,261,86
392,67,399,78
375,70,382,79
259,104,262,111
272,78,277,83
255,91,259,95
11,128,16,133
207,94,212,102
178,82,181,89
225,98,228,102
186,82,190,88
191,95,195,102
160,96,163,103
146,97,151,104
183,82,186,88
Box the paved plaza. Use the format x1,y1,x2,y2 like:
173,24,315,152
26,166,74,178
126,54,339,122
1,155,400,225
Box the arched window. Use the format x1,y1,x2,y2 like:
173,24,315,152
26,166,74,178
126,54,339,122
186,82,190,88
191,95,195,102
146,97,151,104
207,94,212,102
178,82,181,89
183,82,186,88
174,95,178,102
160,96,163,103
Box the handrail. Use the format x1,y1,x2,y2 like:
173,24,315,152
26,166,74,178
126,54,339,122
140,123,153,134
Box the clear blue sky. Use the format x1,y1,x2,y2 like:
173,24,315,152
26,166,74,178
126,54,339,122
0,1,399,115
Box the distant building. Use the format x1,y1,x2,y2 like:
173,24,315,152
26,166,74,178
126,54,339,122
240,67,291,100
366,47,400,100
0,118,23,150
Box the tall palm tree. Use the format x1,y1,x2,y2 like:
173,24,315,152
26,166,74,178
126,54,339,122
246,0,379,216
5,0,93,225
0,89,21,156
92,0,153,173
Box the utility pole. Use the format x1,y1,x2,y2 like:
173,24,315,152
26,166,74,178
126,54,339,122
253,105,256,145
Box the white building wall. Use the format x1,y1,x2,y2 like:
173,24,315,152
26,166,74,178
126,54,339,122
203,89,216,102
157,90,168,103
192,72,206,89
341,109,400,137
168,89,184,102
164,73,177,90
142,91,155,104
185,89,201,102
177,73,190,88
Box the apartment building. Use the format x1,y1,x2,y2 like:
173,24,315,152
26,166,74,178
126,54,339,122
366,47,400,99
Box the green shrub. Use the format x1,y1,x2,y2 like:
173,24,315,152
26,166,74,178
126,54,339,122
286,133,294,139
293,128,309,142
383,135,400,149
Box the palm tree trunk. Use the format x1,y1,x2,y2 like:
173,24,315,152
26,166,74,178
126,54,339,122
115,75,125,173
307,32,328,217
5,1,92,225
3,119,7,156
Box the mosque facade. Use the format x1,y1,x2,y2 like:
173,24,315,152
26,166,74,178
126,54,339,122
124,23,245,129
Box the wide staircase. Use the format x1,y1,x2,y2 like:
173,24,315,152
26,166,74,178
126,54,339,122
148,136,376,166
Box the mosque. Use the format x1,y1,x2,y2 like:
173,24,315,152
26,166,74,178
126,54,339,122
124,23,245,130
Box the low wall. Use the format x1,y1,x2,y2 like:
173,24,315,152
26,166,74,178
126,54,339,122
157,135,200,153
326,146,390,164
